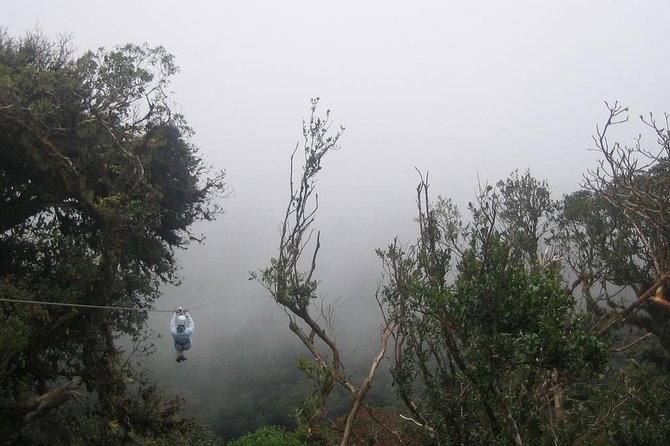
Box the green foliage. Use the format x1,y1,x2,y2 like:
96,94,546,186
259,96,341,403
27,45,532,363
0,30,226,443
601,364,670,445
379,173,609,445
17,386,222,446
374,107,670,445
555,189,651,297
221,104,670,445
227,425,310,446
497,169,557,261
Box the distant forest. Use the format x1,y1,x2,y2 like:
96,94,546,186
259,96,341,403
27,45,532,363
3,31,670,446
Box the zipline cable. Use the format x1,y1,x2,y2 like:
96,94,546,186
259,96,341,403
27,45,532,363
0,296,224,313
188,297,225,311
0,297,173,312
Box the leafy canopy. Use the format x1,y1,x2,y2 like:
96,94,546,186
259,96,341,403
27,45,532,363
0,30,225,444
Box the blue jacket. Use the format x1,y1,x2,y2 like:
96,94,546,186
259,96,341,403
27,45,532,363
170,313,195,346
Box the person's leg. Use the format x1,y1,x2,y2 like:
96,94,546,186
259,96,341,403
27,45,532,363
177,339,192,362
175,343,186,362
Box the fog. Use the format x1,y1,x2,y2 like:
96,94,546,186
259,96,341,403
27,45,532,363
5,0,670,438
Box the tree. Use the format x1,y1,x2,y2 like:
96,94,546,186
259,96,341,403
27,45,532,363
583,103,670,337
378,174,607,445
497,169,557,262
0,31,226,444
552,103,670,443
252,99,397,446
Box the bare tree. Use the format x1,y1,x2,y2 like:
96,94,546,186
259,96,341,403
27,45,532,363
252,99,396,445
584,102,670,334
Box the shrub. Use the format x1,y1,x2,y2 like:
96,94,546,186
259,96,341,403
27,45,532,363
227,425,309,446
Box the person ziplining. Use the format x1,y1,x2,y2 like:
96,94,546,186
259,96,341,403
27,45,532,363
0,297,217,364
170,307,195,363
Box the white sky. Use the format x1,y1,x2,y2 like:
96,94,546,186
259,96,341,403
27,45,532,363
4,0,670,386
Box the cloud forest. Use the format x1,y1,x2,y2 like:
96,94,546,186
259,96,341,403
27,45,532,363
2,31,670,446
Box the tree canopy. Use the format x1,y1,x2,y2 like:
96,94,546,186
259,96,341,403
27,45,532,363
0,31,225,444
250,102,670,446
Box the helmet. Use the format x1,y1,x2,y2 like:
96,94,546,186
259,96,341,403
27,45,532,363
177,315,187,325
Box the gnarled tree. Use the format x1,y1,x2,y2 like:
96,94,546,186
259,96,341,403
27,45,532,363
253,99,396,446
0,31,226,444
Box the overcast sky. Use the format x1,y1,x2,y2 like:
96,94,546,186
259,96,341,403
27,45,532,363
4,0,670,382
